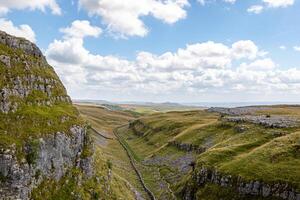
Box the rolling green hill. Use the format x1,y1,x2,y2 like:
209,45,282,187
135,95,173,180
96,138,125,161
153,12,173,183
116,106,300,200
72,102,300,200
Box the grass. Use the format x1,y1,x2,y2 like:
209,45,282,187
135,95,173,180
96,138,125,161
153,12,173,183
75,103,300,198
114,110,219,198
76,104,149,199
118,104,202,114
122,110,218,159
253,105,300,118
117,106,300,198
74,104,137,135
218,131,300,189
0,103,82,161
25,139,40,165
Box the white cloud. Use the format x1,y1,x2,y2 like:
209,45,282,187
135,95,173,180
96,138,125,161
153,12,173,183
60,20,102,39
247,5,264,14
198,0,237,5
263,0,294,8
231,40,259,60
46,38,89,65
78,0,189,38
223,0,236,4
46,20,105,86
46,21,300,101
294,46,300,52
137,41,232,70
197,0,293,14
0,0,61,15
239,58,276,71
279,45,286,50
0,18,36,42
248,0,294,14
197,0,206,5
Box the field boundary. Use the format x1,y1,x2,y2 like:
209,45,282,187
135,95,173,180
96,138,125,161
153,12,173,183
90,127,114,140
114,128,157,200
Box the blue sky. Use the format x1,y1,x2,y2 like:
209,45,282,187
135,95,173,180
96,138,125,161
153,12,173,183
1,0,300,103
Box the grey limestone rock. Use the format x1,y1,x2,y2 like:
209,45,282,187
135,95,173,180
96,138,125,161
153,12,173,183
0,126,93,199
0,31,44,60
183,167,300,200
0,55,10,67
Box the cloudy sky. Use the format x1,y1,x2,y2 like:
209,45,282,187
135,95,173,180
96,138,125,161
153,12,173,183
1,0,300,103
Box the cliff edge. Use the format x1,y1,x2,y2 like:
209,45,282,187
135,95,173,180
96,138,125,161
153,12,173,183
0,31,93,199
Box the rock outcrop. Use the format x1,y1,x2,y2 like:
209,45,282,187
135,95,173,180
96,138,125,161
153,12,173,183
182,167,300,200
208,107,300,128
0,126,92,199
0,31,71,114
168,141,206,154
0,31,93,199
129,120,152,136
224,115,299,128
0,31,44,59
207,107,271,116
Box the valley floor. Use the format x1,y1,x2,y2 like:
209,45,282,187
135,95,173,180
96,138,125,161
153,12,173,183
75,104,151,200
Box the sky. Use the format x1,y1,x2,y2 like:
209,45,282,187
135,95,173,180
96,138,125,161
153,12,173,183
0,0,300,103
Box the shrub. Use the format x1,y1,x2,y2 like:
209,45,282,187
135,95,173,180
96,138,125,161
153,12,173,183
25,139,40,165
107,159,113,169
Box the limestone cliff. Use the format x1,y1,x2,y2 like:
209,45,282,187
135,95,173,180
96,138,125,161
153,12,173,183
181,167,300,200
0,31,93,199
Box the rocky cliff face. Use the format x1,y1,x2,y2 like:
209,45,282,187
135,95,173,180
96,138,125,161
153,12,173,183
0,31,93,199
181,167,300,200
168,141,206,154
0,30,71,114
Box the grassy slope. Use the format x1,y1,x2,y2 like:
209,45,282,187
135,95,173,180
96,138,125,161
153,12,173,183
116,110,218,199
74,104,138,135
118,107,300,199
119,104,202,114
212,131,300,188
253,105,300,118
122,110,218,159
75,104,149,200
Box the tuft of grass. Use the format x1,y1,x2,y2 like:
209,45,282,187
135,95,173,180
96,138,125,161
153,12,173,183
107,159,113,169
25,139,40,165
